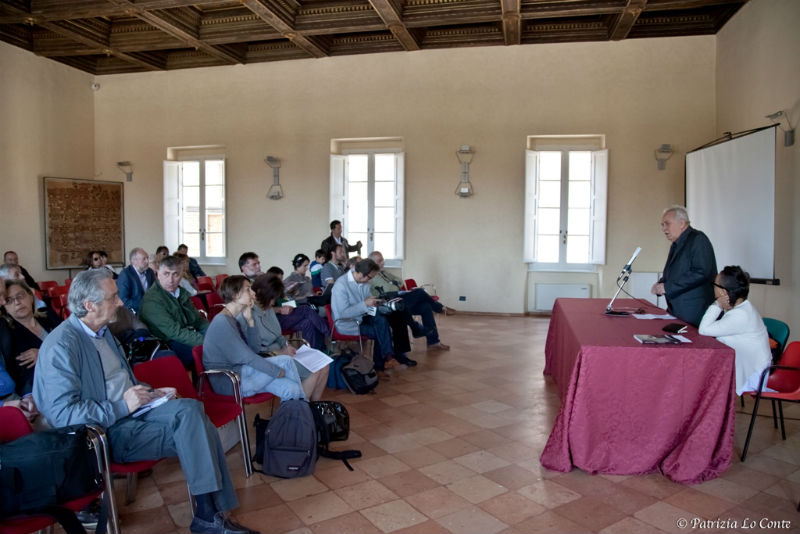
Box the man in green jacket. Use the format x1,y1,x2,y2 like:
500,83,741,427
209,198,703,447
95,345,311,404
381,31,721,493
140,255,208,367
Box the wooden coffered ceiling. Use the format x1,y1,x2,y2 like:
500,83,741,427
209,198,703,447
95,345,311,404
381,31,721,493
0,0,747,75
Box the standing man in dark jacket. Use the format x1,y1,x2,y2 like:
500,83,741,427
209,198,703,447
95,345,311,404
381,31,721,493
320,220,362,258
651,206,717,326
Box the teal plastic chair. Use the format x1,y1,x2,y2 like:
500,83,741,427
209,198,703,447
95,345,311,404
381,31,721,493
763,317,790,361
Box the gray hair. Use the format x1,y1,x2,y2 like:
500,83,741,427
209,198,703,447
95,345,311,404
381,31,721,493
129,247,147,262
0,263,21,280
68,269,113,318
663,205,690,224
367,251,382,262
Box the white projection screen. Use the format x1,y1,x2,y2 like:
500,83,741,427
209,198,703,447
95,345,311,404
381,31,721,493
686,127,776,282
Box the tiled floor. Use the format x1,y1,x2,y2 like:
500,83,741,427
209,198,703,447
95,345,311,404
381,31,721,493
115,315,800,533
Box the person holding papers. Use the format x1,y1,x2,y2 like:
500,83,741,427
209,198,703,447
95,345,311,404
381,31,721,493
203,275,308,402
247,274,329,401
698,266,772,396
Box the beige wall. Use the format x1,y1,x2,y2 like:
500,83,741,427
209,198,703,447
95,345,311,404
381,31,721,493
0,42,95,281
716,0,800,339
90,36,716,312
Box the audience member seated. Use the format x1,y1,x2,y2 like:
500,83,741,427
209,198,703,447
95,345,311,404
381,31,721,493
203,275,306,402
154,245,170,263
3,250,39,290
1,279,62,397
331,259,401,375
116,247,154,313
98,250,118,278
320,244,347,293
309,249,327,290
239,252,262,283
177,244,207,281
321,219,361,258
698,265,773,395
0,282,14,400
33,269,257,534
0,263,47,309
368,251,450,351
284,254,315,301
263,267,329,352
140,255,209,368
174,252,199,296
249,274,329,400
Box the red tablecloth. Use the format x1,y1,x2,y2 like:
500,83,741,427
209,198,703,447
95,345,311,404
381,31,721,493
540,298,736,484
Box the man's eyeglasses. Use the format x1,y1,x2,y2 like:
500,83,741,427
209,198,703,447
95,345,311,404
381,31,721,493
713,283,727,291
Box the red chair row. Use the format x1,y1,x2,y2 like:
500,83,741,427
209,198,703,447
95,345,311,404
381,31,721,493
190,292,225,321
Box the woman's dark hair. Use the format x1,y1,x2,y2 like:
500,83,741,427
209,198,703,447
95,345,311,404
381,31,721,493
292,253,310,269
155,245,169,256
3,279,41,324
219,275,250,304
252,273,285,309
717,265,750,306
266,266,284,277
84,250,100,267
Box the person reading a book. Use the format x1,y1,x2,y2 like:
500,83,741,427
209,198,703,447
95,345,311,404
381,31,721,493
33,269,257,534
698,266,772,395
248,274,329,401
202,275,307,401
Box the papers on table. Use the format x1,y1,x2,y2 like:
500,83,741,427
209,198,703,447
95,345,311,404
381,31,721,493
132,390,176,418
633,334,692,344
632,313,676,320
293,345,333,373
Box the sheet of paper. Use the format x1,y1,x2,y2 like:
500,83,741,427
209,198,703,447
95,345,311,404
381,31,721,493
632,313,676,320
669,334,692,343
132,390,175,418
293,345,334,373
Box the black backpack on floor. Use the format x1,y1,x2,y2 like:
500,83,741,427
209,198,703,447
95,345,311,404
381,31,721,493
252,400,318,478
310,401,362,471
340,354,379,395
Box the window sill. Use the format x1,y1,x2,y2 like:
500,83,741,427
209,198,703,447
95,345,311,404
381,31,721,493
527,263,598,273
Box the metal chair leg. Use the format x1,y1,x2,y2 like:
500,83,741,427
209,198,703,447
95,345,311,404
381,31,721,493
771,399,778,428
237,411,254,477
741,391,762,461
778,400,786,440
86,426,120,534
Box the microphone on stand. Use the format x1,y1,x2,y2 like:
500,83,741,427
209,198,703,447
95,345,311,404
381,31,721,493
617,246,642,282
606,247,642,315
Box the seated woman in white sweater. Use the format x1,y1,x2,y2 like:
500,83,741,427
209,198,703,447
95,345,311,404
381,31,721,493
698,266,772,395
202,275,305,401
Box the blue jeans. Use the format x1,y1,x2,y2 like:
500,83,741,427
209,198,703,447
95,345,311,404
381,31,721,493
240,356,306,401
359,314,394,370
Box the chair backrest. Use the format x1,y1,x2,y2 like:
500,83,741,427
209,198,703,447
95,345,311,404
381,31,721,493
404,278,418,290
47,285,69,298
0,406,34,443
58,294,71,318
205,292,225,320
768,341,800,394
763,318,790,352
197,276,213,287
132,355,198,400
215,274,229,289
190,296,208,318
198,281,215,292
64,278,72,287
38,280,59,293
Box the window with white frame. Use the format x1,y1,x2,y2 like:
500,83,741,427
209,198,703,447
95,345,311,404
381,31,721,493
523,137,607,269
330,143,404,261
163,156,226,263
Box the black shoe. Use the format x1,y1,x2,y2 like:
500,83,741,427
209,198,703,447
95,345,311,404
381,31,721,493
190,512,260,534
395,354,418,366
411,323,434,339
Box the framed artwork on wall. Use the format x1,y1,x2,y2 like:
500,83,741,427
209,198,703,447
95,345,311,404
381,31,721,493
43,177,125,270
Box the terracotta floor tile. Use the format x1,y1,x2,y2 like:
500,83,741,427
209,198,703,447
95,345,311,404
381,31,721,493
334,479,399,510
633,501,696,534
167,501,193,528
599,516,668,534
392,446,449,469
693,477,761,503
309,511,382,534
620,474,685,500
407,427,455,445
405,486,472,519
447,474,508,504
470,400,515,414
482,464,542,490
552,495,628,531
371,434,424,454
360,499,429,533
486,442,536,463
357,455,412,478
551,469,623,497
427,438,481,459
517,479,581,509
461,430,511,450
593,485,658,515
287,491,354,525
664,488,737,519
235,484,284,513
270,476,329,502
380,394,419,407
236,503,304,533
435,505,508,534
419,460,477,485
117,506,177,534
452,450,511,474
477,492,546,525
390,518,453,534
314,465,374,490
511,510,587,534
377,468,440,497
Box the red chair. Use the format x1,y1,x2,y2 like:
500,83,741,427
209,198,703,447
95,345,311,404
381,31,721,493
404,278,440,302
37,280,59,294
204,291,225,320
58,294,71,318
215,273,229,289
324,304,373,356
133,355,254,477
0,407,105,534
741,341,800,461
48,285,70,317
197,281,215,292
197,275,214,287
64,278,73,287
190,295,208,319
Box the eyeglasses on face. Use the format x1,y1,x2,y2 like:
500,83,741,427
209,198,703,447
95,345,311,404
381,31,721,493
5,293,30,305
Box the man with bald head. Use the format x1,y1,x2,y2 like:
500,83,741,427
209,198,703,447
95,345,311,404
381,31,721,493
116,247,155,313
650,206,717,326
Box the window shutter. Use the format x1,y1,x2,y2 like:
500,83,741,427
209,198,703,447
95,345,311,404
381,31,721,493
590,149,608,265
394,152,405,260
329,155,347,226
163,160,181,252
523,150,540,262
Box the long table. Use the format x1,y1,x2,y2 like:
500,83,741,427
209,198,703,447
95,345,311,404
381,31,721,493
539,298,736,484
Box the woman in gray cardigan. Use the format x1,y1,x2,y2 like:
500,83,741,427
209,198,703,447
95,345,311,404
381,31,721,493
202,276,305,401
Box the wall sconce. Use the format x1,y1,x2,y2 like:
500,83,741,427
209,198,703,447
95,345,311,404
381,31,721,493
265,156,283,200
455,145,474,198
766,110,795,147
654,144,673,170
116,161,133,182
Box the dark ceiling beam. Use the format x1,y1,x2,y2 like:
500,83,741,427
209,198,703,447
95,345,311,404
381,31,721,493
103,0,241,64
39,20,164,70
241,0,328,58
610,0,647,40
366,0,419,51
500,0,520,45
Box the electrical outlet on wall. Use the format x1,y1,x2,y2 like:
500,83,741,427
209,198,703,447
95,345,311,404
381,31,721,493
458,296,466,302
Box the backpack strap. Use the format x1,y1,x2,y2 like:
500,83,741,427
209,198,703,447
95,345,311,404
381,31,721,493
318,445,362,471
